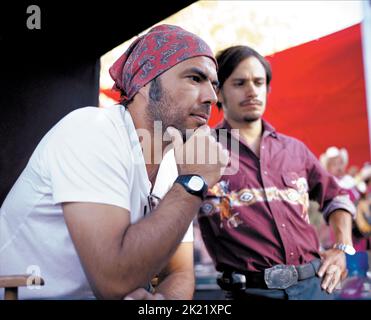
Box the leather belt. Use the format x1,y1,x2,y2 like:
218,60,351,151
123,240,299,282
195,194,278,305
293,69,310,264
219,259,321,290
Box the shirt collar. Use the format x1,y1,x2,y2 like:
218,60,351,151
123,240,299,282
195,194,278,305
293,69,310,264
262,120,278,139
219,118,279,139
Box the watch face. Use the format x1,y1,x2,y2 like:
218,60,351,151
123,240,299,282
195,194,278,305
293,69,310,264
344,245,356,255
335,243,356,255
188,176,204,191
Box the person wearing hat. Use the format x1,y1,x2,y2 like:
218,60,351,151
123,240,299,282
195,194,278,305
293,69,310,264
320,147,349,179
319,146,361,202
0,25,229,299
197,45,356,300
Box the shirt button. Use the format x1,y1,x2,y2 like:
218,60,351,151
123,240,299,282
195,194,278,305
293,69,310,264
263,171,268,175
289,252,294,256
281,223,286,228
261,145,265,149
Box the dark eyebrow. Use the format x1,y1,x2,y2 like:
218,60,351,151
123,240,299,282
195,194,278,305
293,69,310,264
186,67,219,88
232,76,265,82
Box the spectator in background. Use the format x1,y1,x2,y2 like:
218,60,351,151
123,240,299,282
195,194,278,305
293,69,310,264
320,146,361,202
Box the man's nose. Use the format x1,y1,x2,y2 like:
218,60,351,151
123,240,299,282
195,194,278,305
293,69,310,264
201,82,218,106
245,82,258,98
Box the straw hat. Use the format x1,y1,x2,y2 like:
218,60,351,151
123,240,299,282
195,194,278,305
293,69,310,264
319,146,348,169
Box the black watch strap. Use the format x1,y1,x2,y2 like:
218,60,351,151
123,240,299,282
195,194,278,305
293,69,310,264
174,175,208,200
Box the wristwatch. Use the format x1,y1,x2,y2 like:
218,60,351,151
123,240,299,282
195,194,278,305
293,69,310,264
174,175,208,200
333,243,356,255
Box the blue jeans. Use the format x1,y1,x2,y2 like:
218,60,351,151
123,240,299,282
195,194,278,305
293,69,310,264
230,276,335,300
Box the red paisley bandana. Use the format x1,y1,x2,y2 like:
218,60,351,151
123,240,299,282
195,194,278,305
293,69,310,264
109,24,217,104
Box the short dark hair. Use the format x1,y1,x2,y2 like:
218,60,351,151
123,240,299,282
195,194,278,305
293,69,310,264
216,45,272,93
119,77,162,107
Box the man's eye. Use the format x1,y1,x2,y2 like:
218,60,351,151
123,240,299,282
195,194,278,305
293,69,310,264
189,75,201,82
234,82,244,87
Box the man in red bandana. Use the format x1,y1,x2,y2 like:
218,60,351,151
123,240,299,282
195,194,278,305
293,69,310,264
0,25,228,299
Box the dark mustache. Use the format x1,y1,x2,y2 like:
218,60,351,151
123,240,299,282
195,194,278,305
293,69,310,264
239,99,263,106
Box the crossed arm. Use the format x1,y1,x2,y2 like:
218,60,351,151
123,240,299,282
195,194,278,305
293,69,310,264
125,242,195,300
62,184,199,299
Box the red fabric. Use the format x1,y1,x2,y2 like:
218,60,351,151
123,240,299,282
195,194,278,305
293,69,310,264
208,104,224,128
109,24,216,104
264,23,369,168
100,88,121,101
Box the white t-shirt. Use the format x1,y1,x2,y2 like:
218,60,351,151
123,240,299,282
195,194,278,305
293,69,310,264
0,105,192,299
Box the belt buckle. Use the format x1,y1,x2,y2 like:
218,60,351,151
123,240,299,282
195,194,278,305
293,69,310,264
264,264,298,289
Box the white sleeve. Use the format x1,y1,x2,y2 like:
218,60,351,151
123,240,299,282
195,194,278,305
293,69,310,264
153,148,193,242
44,110,133,211
182,222,194,243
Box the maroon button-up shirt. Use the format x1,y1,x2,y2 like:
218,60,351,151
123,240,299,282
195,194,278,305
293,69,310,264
198,120,355,273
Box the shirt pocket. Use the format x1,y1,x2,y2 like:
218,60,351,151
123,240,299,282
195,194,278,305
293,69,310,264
281,171,309,193
281,171,310,223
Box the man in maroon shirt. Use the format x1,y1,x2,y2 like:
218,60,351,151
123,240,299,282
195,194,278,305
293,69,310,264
198,45,356,300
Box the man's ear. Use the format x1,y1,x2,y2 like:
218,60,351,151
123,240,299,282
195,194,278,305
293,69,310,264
216,87,224,106
135,84,150,104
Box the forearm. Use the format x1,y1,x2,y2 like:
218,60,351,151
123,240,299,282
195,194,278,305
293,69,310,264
116,184,200,296
328,209,353,245
155,270,195,300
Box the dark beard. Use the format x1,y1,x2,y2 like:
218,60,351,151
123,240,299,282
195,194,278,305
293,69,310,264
147,77,189,142
243,114,261,123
